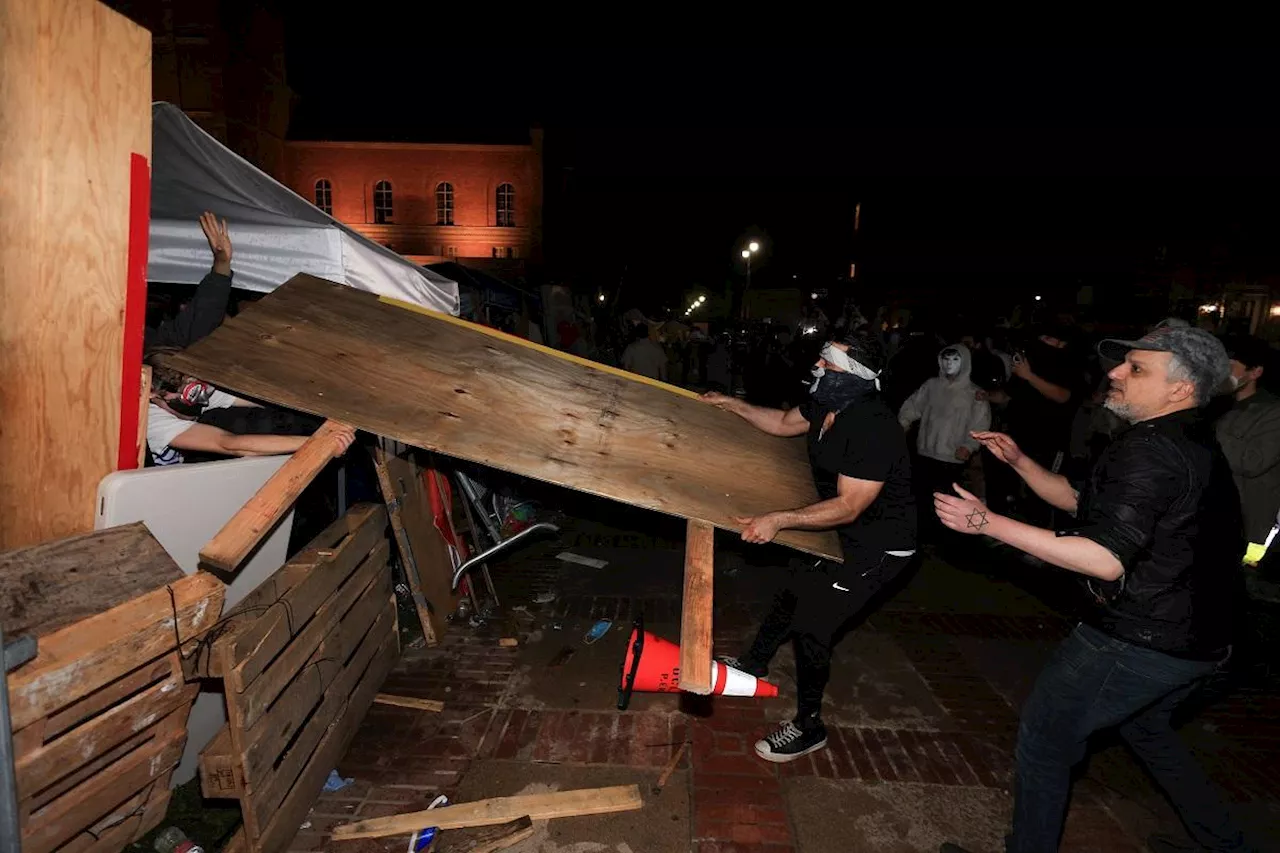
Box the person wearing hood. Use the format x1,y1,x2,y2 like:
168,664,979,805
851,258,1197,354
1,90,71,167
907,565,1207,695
898,345,992,534
699,334,916,764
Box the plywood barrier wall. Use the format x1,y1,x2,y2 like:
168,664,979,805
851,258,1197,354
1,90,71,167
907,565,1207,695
0,0,151,549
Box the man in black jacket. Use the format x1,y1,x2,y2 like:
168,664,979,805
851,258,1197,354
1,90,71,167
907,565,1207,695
145,211,233,350
935,325,1250,853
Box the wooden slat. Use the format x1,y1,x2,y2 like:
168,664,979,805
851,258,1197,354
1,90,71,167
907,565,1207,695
230,539,390,731
198,419,354,574
332,785,644,838
218,504,385,691
373,445,439,645
0,522,182,637
16,664,192,799
199,726,240,798
679,519,715,695
240,588,394,789
22,713,186,853
37,656,173,746
437,817,535,853
254,624,399,853
165,275,841,561
0,0,152,551
374,694,444,712
7,571,224,730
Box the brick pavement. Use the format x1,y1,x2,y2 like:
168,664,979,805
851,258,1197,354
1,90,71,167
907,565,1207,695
289,560,1280,852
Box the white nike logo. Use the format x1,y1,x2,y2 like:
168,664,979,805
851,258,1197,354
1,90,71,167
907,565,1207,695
832,582,850,592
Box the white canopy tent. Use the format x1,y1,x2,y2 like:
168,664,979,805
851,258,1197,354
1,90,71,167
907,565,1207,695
147,102,458,314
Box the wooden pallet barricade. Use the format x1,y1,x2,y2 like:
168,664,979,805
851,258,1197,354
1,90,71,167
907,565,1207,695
2,524,225,853
195,504,399,853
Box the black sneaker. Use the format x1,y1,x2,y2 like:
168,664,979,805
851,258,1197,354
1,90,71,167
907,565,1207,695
715,654,768,679
754,720,827,763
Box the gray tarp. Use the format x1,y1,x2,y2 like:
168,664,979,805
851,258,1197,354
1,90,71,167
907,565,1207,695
147,103,459,314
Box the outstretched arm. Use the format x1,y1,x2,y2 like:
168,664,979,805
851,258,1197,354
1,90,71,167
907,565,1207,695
973,431,1077,513
734,475,884,544
700,392,808,437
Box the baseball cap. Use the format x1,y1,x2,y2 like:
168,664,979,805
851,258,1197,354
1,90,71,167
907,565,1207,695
1098,325,1231,404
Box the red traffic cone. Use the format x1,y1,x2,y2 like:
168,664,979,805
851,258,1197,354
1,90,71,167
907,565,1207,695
617,620,778,710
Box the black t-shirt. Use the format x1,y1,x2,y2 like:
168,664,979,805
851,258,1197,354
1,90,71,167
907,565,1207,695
798,398,917,554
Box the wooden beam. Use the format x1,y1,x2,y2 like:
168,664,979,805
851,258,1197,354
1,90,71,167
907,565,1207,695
198,419,350,573
679,519,715,695
331,785,644,838
374,694,444,712
371,445,438,644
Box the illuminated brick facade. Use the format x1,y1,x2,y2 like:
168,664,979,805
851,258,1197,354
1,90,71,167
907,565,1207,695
284,135,543,265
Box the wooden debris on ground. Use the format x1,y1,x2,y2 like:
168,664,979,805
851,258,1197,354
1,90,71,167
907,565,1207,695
652,742,690,795
2,524,224,853
332,785,644,839
435,816,535,853
196,504,398,853
374,693,444,712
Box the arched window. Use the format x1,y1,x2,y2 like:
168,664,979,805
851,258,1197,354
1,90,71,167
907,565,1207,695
496,182,515,227
373,180,393,224
314,179,332,215
435,182,454,225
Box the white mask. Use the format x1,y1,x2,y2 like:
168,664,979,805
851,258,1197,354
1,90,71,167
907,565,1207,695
940,351,962,377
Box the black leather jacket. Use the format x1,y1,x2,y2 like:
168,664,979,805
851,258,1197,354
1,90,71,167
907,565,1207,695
1062,409,1243,658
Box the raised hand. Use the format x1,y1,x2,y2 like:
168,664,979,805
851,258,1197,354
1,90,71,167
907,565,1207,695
200,211,232,274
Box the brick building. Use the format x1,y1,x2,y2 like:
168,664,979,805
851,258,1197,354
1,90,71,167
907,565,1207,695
283,134,544,269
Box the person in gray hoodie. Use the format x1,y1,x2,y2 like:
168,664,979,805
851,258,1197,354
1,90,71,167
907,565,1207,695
899,344,992,534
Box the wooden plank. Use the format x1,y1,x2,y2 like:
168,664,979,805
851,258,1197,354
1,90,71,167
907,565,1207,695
0,0,152,550
240,594,394,789
199,419,354,574
22,714,186,853
86,785,170,853
0,523,182,637
38,656,173,745
374,694,444,712
332,785,644,838
254,623,399,853
199,726,241,798
165,275,841,561
230,539,390,732
7,571,224,730
219,504,385,691
57,784,152,853
679,519,715,695
15,664,192,799
437,817,535,853
373,446,439,645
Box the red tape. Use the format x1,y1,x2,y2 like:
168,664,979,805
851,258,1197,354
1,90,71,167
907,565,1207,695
116,152,150,470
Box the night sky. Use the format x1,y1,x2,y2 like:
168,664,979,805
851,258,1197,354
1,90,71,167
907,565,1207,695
284,22,1280,321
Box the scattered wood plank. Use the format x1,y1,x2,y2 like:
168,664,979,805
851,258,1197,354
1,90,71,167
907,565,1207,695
374,694,444,712
331,785,644,838
498,638,519,648
652,742,690,795
198,419,352,574
0,521,180,637
199,726,241,798
679,519,715,695
165,274,841,561
436,817,535,853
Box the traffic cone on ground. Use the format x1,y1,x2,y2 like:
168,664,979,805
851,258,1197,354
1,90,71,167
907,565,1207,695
617,620,778,709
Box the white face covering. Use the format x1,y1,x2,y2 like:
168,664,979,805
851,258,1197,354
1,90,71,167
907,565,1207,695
940,351,963,378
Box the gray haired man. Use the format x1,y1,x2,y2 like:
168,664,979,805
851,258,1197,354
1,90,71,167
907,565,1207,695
936,326,1252,853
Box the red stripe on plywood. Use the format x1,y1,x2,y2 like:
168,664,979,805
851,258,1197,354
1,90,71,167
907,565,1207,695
117,153,150,470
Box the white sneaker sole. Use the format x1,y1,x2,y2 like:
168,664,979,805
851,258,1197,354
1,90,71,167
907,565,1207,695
754,736,828,763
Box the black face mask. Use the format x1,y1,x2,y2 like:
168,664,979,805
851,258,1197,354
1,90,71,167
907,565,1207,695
810,369,877,412
162,397,205,418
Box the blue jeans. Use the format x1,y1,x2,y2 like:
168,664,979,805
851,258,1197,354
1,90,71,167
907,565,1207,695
1010,623,1246,852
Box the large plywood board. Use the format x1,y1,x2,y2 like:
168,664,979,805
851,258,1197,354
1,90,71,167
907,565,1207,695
0,0,152,549
167,275,841,559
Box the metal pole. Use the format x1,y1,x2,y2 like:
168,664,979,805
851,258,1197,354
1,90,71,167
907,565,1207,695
1,624,36,853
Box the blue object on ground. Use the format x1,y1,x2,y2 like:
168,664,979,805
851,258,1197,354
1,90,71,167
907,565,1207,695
584,619,612,645
322,770,354,792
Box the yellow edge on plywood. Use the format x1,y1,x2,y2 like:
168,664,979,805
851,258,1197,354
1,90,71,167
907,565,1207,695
378,295,702,401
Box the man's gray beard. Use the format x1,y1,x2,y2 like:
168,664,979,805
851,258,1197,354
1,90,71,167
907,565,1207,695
1103,397,1139,424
